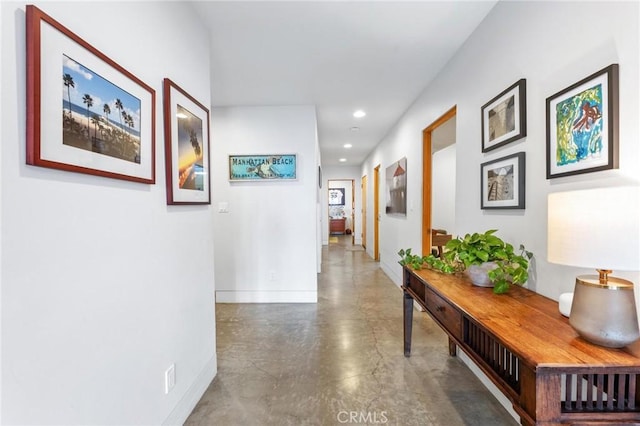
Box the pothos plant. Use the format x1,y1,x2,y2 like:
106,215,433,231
398,230,533,294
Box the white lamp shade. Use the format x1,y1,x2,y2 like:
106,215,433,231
547,186,640,271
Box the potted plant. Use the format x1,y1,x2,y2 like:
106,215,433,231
398,230,533,294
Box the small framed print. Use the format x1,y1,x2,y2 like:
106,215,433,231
546,64,618,179
26,5,155,183
163,78,211,204
480,152,525,210
481,79,527,152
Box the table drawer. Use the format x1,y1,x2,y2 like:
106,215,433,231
425,287,462,340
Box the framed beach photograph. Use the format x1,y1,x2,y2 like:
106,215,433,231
228,154,297,181
480,152,525,209
163,79,211,205
546,64,619,179
481,79,527,152
26,5,155,183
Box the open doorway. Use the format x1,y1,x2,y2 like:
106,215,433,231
422,107,457,256
328,179,355,246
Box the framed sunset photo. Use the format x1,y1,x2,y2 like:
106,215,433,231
163,79,211,205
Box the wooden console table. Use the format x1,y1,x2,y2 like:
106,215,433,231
402,266,640,425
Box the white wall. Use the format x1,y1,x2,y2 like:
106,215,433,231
321,165,362,246
1,2,216,424
362,1,639,420
432,145,456,233
212,106,319,303
364,0,640,296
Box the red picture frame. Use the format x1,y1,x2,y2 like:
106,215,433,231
26,5,156,183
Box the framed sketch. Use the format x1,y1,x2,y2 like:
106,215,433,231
546,64,618,179
26,5,155,183
481,79,527,152
328,188,345,206
480,152,525,209
228,154,297,181
385,157,407,216
163,79,211,205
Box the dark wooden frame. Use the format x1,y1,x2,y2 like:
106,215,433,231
163,78,211,205
546,64,619,179
480,152,525,210
26,5,155,183
481,79,527,152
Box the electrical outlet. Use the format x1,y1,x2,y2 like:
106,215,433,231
165,364,176,394
269,270,276,281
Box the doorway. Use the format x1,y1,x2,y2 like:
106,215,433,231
422,106,457,256
328,179,355,245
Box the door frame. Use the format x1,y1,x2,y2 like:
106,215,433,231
373,164,380,261
361,175,367,249
327,178,355,242
422,106,457,256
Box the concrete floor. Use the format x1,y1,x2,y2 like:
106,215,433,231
185,236,518,425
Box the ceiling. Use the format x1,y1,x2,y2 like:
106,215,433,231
192,1,497,166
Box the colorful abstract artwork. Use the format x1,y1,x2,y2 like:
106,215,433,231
546,65,618,179
554,84,603,166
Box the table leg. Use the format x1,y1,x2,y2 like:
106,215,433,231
404,290,414,357
448,337,457,357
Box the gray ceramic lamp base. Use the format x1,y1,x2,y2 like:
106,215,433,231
569,275,640,348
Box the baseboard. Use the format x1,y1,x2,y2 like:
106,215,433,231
216,290,317,303
162,354,217,426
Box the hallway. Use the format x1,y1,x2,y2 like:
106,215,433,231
185,236,517,425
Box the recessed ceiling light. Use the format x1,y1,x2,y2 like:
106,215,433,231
350,127,360,132
343,144,352,149
339,158,347,162
353,110,366,118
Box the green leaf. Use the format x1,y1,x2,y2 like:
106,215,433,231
493,280,510,294
476,250,489,262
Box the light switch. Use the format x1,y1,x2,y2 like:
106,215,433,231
218,202,229,213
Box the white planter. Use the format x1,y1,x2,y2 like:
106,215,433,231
465,262,498,287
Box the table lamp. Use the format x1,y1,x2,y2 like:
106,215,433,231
547,186,640,348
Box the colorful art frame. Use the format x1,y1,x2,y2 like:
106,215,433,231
546,64,619,179
163,79,211,205
480,152,525,210
228,154,297,181
26,5,155,183
481,79,527,152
